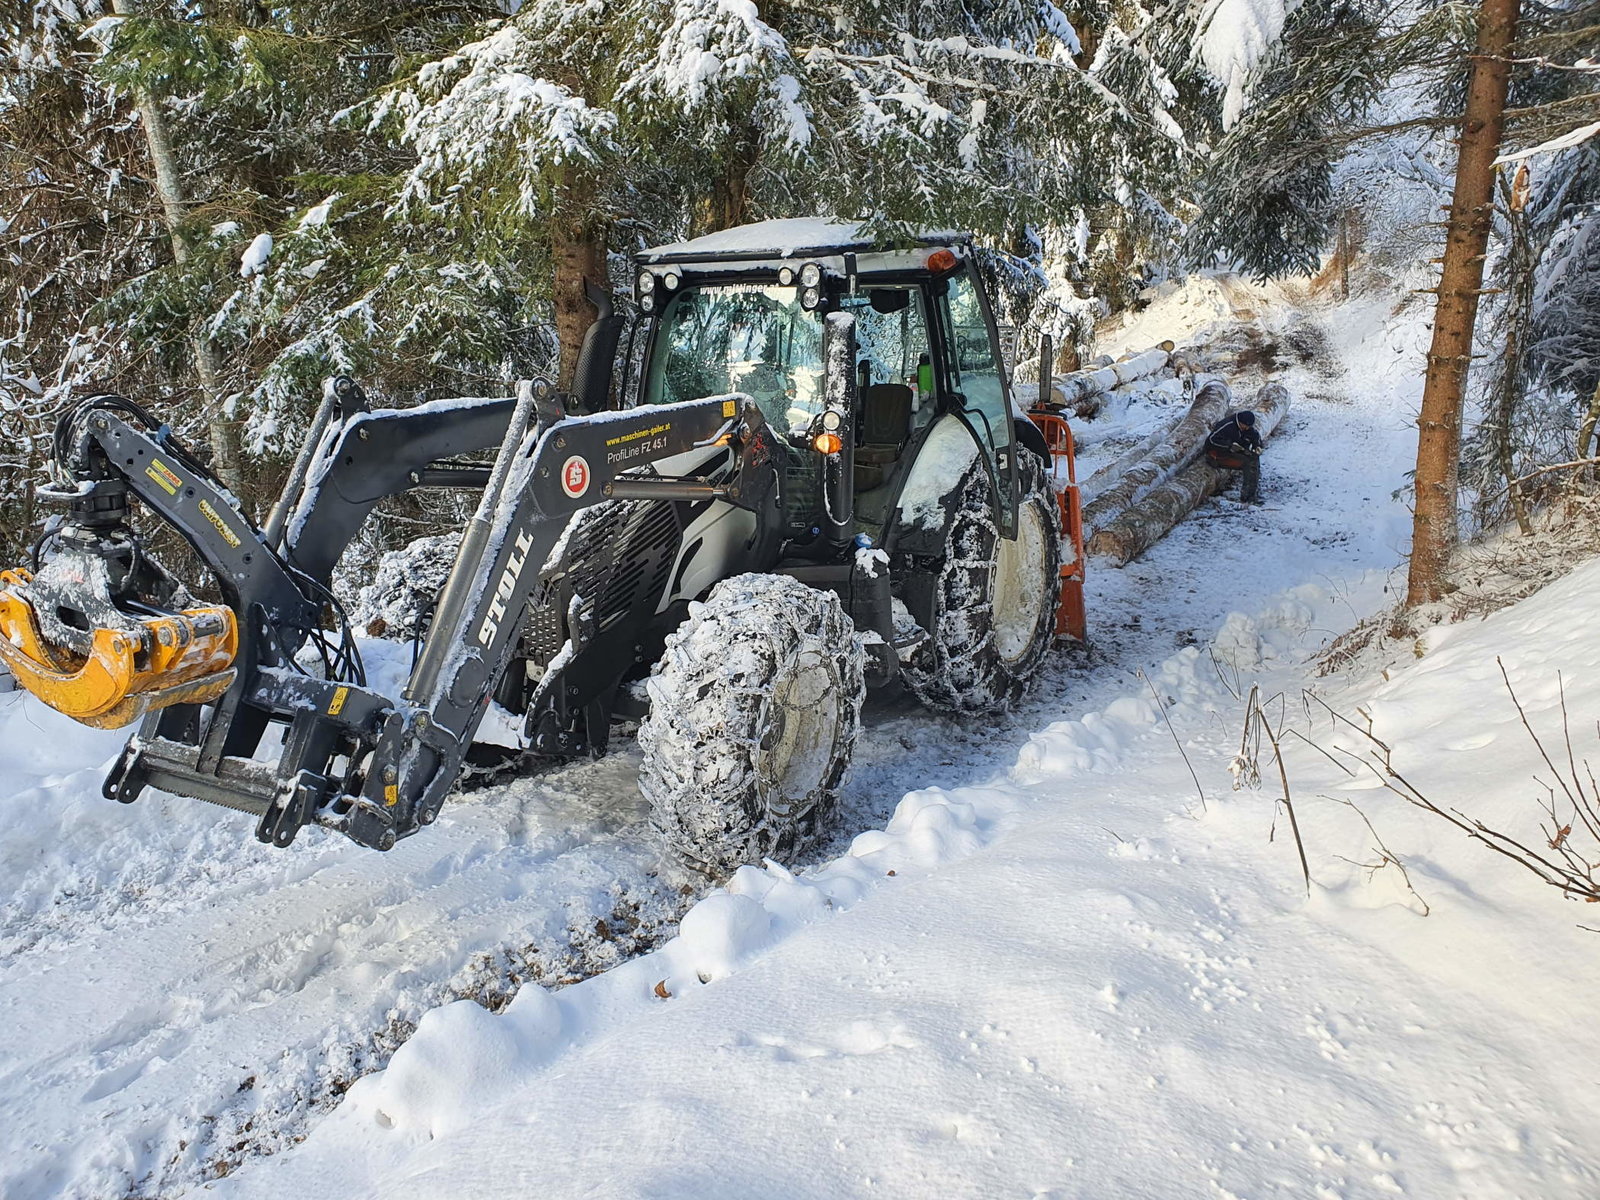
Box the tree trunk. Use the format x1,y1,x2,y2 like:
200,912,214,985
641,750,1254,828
550,181,608,394
1337,210,1351,301
691,129,759,238
1079,421,1175,508
1088,384,1290,566
712,137,755,231
1405,0,1521,606
110,0,245,498
1492,166,1535,535
1080,379,1232,531
1576,377,1600,462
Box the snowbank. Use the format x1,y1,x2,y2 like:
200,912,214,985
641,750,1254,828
219,553,1600,1198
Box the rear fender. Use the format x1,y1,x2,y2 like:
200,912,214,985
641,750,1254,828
883,414,979,556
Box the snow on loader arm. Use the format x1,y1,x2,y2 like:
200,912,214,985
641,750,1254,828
6,381,782,851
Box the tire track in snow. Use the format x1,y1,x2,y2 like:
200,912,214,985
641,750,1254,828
0,748,698,1198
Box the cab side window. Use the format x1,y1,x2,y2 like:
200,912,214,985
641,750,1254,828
842,288,935,429
938,269,1016,530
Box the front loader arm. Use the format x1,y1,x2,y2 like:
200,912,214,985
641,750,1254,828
282,395,519,582
60,408,318,643
341,394,781,850
6,386,778,851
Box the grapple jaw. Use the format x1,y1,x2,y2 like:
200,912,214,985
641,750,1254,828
0,563,238,729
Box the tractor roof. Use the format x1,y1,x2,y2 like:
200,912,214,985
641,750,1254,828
637,218,965,269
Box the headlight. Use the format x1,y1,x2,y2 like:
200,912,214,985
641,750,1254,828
800,285,822,310
640,291,656,313
799,262,822,288
777,265,796,287
636,270,656,296
661,271,681,292
821,409,842,431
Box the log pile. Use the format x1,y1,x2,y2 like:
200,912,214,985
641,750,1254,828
1018,342,1175,415
1086,382,1290,566
1080,380,1232,530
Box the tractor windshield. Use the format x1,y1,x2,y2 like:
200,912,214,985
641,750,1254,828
644,285,825,436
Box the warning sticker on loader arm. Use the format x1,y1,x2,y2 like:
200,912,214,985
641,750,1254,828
145,459,183,495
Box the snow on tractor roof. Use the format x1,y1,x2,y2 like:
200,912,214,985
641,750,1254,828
638,218,964,265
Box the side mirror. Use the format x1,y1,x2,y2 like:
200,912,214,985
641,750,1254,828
818,311,857,543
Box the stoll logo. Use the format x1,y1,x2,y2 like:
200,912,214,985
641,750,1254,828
560,455,591,499
477,528,536,648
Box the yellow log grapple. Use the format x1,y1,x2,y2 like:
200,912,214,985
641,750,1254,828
0,568,238,729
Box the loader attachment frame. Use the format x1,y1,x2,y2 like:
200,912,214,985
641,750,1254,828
28,389,779,849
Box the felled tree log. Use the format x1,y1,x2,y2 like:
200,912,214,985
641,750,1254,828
1018,343,1173,414
1080,379,1232,531
1079,420,1175,508
1087,383,1290,566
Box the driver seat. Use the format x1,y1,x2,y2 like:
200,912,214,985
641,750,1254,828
854,384,914,490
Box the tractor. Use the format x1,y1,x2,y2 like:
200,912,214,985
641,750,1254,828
0,219,1084,874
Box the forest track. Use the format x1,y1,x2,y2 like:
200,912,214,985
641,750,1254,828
0,292,1388,1200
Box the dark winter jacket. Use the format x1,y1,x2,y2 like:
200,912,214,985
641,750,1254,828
1207,413,1263,454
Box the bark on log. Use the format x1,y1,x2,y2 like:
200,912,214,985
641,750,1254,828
1080,380,1232,531
1080,420,1177,507
1019,345,1170,412
1087,383,1290,566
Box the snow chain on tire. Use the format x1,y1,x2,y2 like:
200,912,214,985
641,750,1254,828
903,451,1062,714
638,573,866,876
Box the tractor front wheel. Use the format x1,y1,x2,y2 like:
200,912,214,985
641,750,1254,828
903,453,1061,714
638,573,865,876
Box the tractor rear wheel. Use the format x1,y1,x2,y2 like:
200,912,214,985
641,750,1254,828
638,573,865,875
903,452,1061,714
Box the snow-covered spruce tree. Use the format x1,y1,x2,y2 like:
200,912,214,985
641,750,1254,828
0,0,174,556
372,2,638,394
1187,0,1472,278
1487,8,1600,449
377,1,1217,386
1517,142,1600,461
45,0,502,506
1459,8,1600,532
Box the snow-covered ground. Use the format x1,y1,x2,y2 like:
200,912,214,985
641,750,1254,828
5,277,1599,1199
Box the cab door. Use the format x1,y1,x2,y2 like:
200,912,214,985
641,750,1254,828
931,266,1019,536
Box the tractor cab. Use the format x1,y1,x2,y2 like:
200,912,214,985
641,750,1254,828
631,219,1024,551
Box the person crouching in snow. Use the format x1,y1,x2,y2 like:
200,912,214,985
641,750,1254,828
1205,409,1265,503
